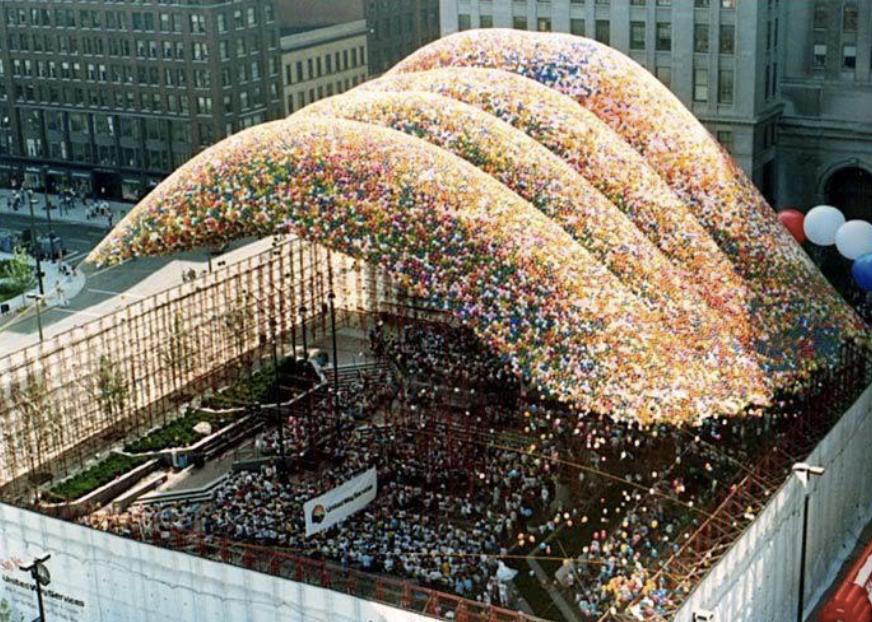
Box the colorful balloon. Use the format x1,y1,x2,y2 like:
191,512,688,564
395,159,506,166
835,220,872,260
803,205,845,247
852,253,872,292
777,209,806,245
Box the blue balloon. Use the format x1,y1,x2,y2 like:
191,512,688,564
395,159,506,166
852,253,872,291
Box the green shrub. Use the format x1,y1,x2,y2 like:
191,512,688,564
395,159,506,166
124,409,234,453
50,453,150,501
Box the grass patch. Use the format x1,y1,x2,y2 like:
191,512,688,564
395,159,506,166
124,409,235,453
50,453,149,501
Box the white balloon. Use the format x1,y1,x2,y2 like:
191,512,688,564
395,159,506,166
835,220,872,260
803,205,845,246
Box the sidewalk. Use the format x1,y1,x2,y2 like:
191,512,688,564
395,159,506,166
0,188,135,227
0,250,86,318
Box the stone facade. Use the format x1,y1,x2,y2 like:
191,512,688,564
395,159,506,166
281,21,370,117
0,0,283,201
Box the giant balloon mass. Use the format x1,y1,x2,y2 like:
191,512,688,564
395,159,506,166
87,30,865,426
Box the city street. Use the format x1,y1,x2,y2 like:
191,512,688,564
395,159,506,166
0,212,214,347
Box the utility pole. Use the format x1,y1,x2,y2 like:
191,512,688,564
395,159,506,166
20,554,51,622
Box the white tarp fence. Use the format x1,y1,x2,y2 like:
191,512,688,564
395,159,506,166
0,503,430,622
304,468,377,537
675,383,872,622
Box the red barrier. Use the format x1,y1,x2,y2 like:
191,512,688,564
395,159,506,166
820,537,872,622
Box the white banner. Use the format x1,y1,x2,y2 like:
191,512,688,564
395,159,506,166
304,468,377,537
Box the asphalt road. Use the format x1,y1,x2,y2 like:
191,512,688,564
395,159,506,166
0,213,212,338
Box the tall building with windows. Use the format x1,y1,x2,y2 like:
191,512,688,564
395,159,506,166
366,0,441,76
281,20,369,117
0,0,283,201
779,0,872,219
440,0,782,198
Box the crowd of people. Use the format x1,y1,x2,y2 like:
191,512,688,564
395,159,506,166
91,321,787,620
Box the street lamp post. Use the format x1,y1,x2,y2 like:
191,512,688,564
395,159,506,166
42,166,55,260
793,462,826,622
19,554,51,622
26,293,45,342
269,317,288,478
27,192,45,297
328,291,340,440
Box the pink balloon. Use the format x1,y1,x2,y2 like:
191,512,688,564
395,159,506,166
778,209,806,245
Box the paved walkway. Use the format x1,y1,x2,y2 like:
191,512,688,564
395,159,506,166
0,237,276,357
0,250,86,321
0,188,135,227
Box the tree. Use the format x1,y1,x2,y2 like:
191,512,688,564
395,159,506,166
9,373,53,476
160,309,195,398
94,355,129,429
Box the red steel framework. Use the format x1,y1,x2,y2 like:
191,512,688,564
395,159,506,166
599,339,871,622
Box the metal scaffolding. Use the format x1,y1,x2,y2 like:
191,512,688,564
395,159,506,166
0,237,403,499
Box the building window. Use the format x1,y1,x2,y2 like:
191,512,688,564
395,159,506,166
630,22,646,50
718,68,734,103
655,65,672,88
217,13,227,34
630,0,645,5
513,16,528,30
458,14,471,31
694,0,710,7
721,0,735,8
843,4,858,32
656,0,672,5
813,43,827,67
694,24,710,53
538,18,552,32
480,15,494,28
813,3,828,30
656,23,672,51
595,20,610,45
719,24,735,54
716,130,733,154
571,19,585,36
190,15,206,35
694,67,709,102
843,45,857,70
196,96,212,115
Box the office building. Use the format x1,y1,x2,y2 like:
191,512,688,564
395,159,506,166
0,0,283,201
366,0,441,75
779,0,872,219
281,20,369,117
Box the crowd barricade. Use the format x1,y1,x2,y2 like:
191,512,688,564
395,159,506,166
820,538,872,622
